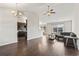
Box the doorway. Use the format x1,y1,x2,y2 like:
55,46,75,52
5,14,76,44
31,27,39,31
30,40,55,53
17,20,27,41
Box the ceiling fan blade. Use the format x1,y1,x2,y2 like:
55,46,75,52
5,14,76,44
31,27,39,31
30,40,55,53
51,12,55,13
50,9,53,11
43,5,55,16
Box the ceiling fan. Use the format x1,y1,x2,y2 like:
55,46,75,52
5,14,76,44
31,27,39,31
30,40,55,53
43,5,55,16
11,3,23,18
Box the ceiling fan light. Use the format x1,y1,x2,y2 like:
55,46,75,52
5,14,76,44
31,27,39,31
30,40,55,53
14,13,17,16
48,12,51,16
19,12,22,16
11,10,16,14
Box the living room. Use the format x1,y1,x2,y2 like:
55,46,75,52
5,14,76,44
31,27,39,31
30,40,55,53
0,3,79,56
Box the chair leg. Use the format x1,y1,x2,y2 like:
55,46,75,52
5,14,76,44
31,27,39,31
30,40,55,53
66,38,68,46
73,39,77,49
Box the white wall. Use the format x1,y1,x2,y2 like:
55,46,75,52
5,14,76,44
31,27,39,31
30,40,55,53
64,21,72,32
0,9,17,46
0,7,42,45
24,12,42,40
70,4,79,49
71,4,79,38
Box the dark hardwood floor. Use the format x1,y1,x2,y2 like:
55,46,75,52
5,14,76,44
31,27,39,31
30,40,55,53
0,36,79,56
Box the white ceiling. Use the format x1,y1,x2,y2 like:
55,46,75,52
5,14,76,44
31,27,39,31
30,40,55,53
0,3,76,14
0,3,77,22
0,3,64,13
16,3,61,15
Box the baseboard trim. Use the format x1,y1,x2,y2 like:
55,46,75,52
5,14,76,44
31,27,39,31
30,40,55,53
0,41,17,47
27,35,42,40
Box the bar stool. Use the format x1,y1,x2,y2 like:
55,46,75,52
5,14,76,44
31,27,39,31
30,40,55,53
66,37,77,49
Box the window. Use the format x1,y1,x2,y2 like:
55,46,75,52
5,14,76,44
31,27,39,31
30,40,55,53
53,27,57,32
53,27,63,33
58,27,63,33
53,24,64,33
